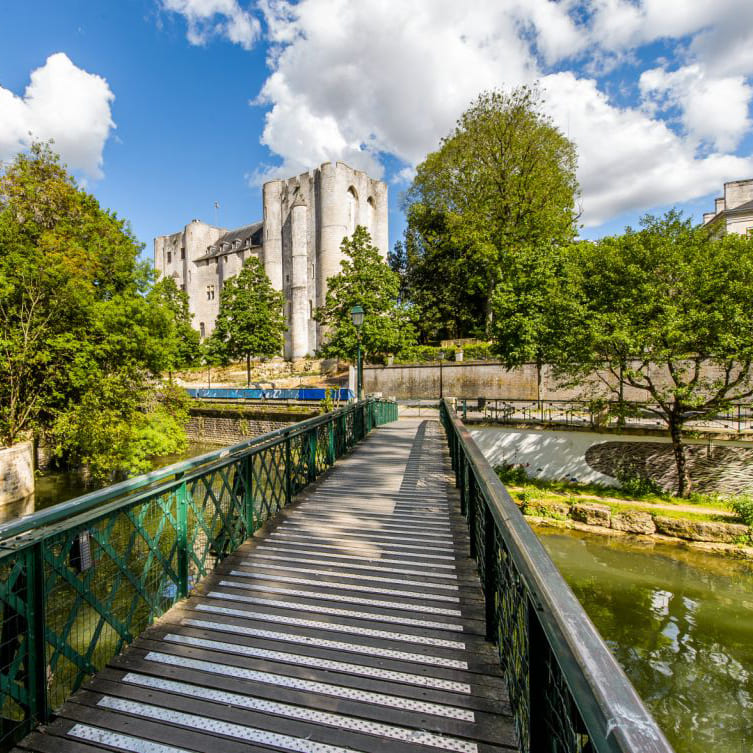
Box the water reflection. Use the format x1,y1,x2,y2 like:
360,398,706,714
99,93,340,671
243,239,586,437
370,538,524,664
2,442,221,524
535,526,753,753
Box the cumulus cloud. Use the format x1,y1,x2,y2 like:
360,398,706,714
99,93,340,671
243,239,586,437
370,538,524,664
161,0,260,49
0,53,115,179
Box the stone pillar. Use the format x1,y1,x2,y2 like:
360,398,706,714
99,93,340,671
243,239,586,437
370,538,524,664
262,180,283,291
290,196,309,358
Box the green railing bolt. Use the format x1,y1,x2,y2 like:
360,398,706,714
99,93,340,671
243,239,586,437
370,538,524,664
176,473,188,599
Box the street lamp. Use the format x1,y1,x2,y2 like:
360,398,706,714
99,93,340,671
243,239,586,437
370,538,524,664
350,305,364,399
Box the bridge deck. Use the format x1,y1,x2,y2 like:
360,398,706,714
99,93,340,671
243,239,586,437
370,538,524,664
17,419,518,753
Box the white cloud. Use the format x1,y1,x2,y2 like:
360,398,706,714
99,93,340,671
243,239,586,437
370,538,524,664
0,53,115,179
161,0,260,49
640,64,752,152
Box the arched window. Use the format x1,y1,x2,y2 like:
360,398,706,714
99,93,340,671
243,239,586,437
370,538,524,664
347,187,358,235
367,196,376,235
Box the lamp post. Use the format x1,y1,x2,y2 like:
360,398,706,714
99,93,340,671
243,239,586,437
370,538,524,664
350,305,364,400
439,350,444,399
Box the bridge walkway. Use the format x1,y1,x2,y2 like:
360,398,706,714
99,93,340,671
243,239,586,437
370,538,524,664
16,418,518,753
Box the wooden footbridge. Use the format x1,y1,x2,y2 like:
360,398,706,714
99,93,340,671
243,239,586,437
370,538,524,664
0,400,673,753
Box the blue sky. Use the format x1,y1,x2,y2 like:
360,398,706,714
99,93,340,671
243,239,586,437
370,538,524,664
1,0,752,258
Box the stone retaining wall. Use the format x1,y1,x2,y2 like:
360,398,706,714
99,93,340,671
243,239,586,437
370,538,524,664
186,406,318,445
0,441,34,505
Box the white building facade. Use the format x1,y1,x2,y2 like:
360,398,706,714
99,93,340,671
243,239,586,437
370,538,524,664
154,162,388,359
703,179,753,238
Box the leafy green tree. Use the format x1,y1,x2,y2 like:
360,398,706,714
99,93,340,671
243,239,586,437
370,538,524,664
553,212,753,496
208,256,285,385
0,143,182,477
149,276,201,376
402,85,579,336
316,226,416,362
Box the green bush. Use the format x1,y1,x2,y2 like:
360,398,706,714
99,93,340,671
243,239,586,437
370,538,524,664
617,473,666,498
495,463,530,485
731,495,753,527
462,343,494,360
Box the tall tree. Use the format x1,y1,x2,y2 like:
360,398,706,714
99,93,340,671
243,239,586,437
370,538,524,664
208,256,285,385
148,276,201,376
316,226,416,362
552,212,753,496
401,85,579,336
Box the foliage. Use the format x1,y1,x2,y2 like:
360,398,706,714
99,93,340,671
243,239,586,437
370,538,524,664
148,276,201,373
399,85,579,338
0,142,175,459
52,380,189,483
494,463,531,486
731,496,753,527
463,342,493,361
315,226,417,362
207,256,285,385
616,473,666,498
551,211,753,496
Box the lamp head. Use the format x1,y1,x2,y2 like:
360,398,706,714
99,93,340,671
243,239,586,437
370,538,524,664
350,304,365,329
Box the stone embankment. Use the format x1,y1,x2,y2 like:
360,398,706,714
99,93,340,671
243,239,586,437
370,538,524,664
522,497,753,558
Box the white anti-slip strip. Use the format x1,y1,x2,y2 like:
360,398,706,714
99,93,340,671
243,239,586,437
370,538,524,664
294,505,451,522
163,633,471,693
255,545,457,570
281,520,453,539
97,696,359,753
69,724,193,753
270,532,455,555
237,562,459,591
248,552,458,580
122,672,477,753
228,570,460,602
192,604,466,649
218,580,462,617
144,650,473,721
181,617,467,669
207,590,464,632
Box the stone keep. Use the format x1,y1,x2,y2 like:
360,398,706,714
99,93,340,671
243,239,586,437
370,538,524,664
154,162,388,359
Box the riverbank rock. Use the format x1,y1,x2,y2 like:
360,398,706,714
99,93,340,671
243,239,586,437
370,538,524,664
653,516,749,543
611,510,656,535
525,501,570,519
571,502,611,527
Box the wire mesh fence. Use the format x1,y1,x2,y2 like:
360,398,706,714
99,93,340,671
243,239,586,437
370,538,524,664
0,398,398,750
441,399,675,753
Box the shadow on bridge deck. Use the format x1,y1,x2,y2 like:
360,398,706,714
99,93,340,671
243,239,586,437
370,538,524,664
16,418,517,753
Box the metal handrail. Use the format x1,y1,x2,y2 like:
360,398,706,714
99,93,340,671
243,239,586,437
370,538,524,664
440,399,674,753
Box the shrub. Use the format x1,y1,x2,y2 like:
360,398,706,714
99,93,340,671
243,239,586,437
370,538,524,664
617,472,666,498
731,495,753,527
462,343,494,360
495,463,530,485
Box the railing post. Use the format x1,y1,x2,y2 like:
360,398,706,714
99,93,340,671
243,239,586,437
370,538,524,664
459,455,467,516
284,433,292,505
307,429,317,483
527,600,550,753
243,455,254,535
27,542,49,727
327,420,335,466
468,475,477,559
176,473,189,598
483,505,498,641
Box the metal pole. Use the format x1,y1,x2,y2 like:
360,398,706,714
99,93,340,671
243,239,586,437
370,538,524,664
357,338,362,400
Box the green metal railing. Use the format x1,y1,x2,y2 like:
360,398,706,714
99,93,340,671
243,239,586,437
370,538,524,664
0,398,398,749
440,399,674,753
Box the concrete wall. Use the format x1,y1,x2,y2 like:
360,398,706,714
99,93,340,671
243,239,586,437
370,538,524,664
0,441,34,505
364,362,655,401
471,427,753,495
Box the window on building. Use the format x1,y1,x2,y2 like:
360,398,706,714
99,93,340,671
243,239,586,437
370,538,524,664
180,247,185,260
167,251,172,264
207,284,215,301
347,186,358,235
199,322,205,338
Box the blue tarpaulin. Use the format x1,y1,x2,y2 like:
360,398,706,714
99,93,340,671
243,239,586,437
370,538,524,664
186,387,354,401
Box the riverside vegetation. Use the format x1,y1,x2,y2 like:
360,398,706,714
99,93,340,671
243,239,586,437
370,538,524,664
496,463,753,553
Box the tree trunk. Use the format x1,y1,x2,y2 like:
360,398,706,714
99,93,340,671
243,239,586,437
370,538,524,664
669,418,692,497
246,355,251,387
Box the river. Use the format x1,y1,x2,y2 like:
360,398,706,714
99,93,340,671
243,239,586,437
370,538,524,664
2,442,221,524
535,525,753,753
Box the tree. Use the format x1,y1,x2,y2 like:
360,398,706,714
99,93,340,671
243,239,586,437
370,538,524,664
0,143,184,479
401,85,579,336
552,212,753,496
315,226,416,362
208,256,285,385
148,276,201,377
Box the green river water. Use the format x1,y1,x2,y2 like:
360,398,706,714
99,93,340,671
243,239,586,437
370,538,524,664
535,525,753,753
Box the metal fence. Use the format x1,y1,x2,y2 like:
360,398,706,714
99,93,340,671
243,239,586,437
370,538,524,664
456,397,753,433
186,387,354,401
0,398,397,749
440,399,674,753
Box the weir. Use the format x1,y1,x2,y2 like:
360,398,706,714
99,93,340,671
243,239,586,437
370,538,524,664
0,401,672,753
